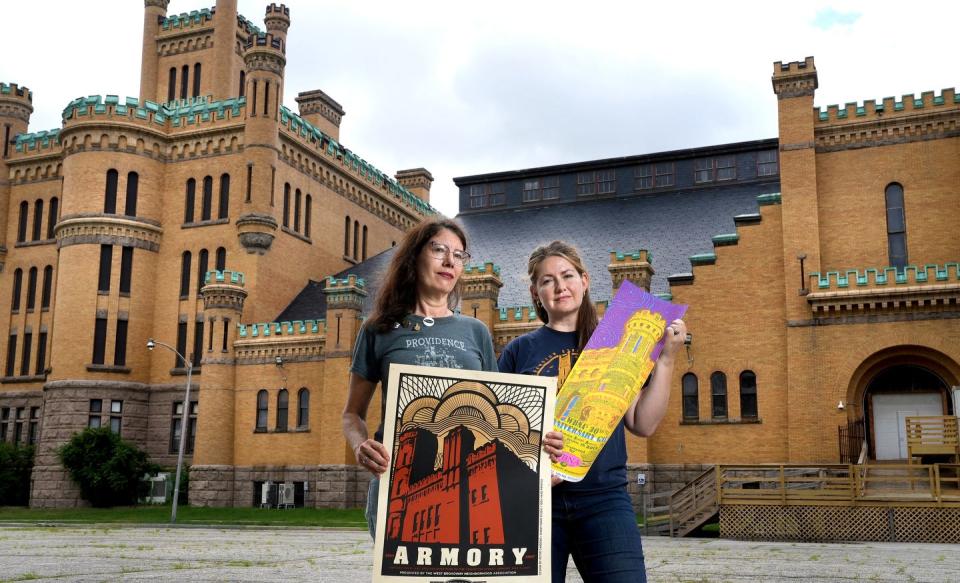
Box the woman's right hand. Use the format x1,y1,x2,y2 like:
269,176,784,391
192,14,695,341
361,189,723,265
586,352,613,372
355,439,390,476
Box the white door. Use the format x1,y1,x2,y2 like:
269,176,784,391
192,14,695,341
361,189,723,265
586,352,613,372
872,393,942,460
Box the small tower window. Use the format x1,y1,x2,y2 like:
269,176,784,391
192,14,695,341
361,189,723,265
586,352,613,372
47,197,58,239
218,173,230,219
239,71,246,98
711,372,728,419
32,199,43,241
124,171,138,217
256,390,268,431
104,169,118,214
196,249,209,293
16,201,27,242
885,183,908,269
294,189,302,232
201,176,213,221
740,371,758,419
184,178,196,223
282,183,290,227
682,373,699,421
297,388,309,429
304,195,312,238
192,63,202,98
168,67,177,103
11,269,22,312
276,389,288,431
26,267,37,310
180,251,192,298
215,247,226,272
41,266,53,309
180,64,189,100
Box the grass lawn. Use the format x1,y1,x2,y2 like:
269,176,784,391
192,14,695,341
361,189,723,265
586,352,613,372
0,504,365,527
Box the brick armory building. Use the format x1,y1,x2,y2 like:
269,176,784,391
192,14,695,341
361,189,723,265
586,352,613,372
1,2,958,509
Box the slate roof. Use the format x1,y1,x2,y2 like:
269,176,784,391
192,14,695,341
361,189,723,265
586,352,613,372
275,179,779,320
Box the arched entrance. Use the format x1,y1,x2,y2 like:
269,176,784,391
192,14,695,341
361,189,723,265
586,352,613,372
847,347,960,462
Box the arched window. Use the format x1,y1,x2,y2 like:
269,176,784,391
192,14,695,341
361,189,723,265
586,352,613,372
196,249,209,293
192,63,201,98
180,64,189,100
293,189,302,232
740,371,758,419
711,372,728,419
304,195,312,238
125,171,138,216
26,267,37,310
32,199,43,241
256,389,268,431
104,169,118,214
41,266,53,309
263,80,270,116
344,216,351,256
353,220,359,260
215,247,226,272
282,183,290,227
885,183,907,269
238,71,246,98
168,67,177,102
218,173,230,219
276,389,288,431
179,251,192,297
11,268,23,311
682,373,699,420
184,178,196,223
297,388,309,428
201,176,213,221
46,197,58,239
362,225,368,260
16,201,27,242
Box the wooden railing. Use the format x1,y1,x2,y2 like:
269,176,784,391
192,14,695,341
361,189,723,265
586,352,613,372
717,463,960,507
669,467,719,537
906,416,959,461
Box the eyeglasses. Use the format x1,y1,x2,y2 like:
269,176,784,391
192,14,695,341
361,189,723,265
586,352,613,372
427,241,471,266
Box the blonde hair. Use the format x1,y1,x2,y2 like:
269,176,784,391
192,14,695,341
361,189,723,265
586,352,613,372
527,240,598,350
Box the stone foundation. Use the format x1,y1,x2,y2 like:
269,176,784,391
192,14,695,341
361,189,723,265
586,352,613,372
187,464,370,508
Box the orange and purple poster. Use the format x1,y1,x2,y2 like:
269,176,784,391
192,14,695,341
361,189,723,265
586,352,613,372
552,280,687,482
374,364,556,583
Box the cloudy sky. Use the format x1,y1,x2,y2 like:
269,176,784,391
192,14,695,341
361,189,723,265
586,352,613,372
2,1,956,216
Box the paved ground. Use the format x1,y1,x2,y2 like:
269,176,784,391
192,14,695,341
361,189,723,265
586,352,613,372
0,525,957,582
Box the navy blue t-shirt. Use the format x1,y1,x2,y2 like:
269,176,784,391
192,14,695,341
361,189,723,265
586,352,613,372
498,325,628,494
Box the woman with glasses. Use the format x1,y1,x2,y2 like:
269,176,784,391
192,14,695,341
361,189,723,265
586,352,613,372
342,218,498,538
499,240,686,583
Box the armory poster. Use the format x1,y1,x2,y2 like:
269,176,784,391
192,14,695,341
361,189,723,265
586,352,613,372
552,280,687,482
374,364,556,583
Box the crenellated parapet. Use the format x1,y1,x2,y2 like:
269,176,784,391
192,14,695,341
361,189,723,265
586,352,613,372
0,82,34,124
234,319,325,364
462,262,503,301
201,270,248,312
772,56,818,99
13,129,60,154
322,275,367,310
608,249,654,292
237,14,263,36
498,305,538,323
805,263,960,317
244,33,286,75
815,88,957,124
160,8,213,31
277,105,436,223
264,3,290,35
61,94,246,130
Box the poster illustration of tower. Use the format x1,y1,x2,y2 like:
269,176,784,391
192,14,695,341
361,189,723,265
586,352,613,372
552,280,687,482
374,365,556,583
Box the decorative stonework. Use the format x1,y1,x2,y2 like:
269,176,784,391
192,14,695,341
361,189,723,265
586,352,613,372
814,109,960,152
235,213,278,254
321,275,367,310
608,249,654,292
243,52,285,74
201,270,248,312
461,262,503,301
772,57,818,99
234,335,326,364
55,214,163,252
295,89,344,127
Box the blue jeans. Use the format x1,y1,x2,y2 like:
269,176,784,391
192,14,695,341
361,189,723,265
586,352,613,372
365,476,379,539
553,487,647,583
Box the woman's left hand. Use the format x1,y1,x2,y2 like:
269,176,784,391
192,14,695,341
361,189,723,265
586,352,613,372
543,430,564,463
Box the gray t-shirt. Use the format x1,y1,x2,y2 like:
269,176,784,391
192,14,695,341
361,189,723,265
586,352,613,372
350,313,498,441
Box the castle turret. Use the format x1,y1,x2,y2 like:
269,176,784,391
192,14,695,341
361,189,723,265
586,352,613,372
236,5,289,255
607,249,654,293
461,262,503,332
395,168,433,204
322,275,367,355
211,0,239,100
139,0,170,103
190,270,247,506
0,82,33,268
295,89,344,141
772,56,821,319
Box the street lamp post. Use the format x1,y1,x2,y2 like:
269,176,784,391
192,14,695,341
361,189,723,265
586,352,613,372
147,338,193,524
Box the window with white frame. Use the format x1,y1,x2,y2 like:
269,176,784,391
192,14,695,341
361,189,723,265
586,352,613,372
469,183,505,208
757,150,778,176
522,176,559,202
577,170,616,196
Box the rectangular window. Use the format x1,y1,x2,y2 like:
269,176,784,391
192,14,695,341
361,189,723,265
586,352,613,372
694,159,714,184
222,319,230,351
88,399,102,428
13,408,24,444
757,150,778,176
92,318,108,365
175,321,188,368
0,407,8,442
193,321,204,367
633,165,653,190
5,334,17,377
469,183,505,209
716,155,736,181
169,400,198,454
577,170,616,196
655,163,675,187
28,406,39,445
114,319,128,366
35,332,47,375
20,332,31,376
110,415,122,434
522,176,559,202
98,245,113,293
119,247,133,294
110,400,123,434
